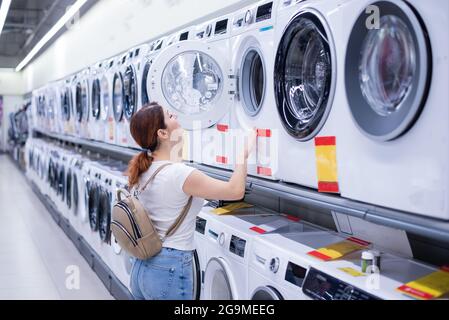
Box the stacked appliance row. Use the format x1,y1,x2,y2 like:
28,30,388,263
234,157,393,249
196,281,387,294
25,138,136,297
31,0,449,223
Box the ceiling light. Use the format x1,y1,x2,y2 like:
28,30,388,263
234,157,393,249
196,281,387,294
15,0,88,72
0,0,12,37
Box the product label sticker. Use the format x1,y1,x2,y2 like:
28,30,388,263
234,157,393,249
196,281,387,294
308,237,371,261
339,267,366,277
397,268,449,300
212,202,254,215
315,136,340,193
108,117,114,141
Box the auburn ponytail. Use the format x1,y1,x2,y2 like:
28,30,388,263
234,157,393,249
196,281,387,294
126,102,167,187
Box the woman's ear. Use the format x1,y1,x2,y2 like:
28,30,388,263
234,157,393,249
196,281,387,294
157,128,169,140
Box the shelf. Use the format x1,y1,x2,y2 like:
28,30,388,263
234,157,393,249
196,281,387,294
32,128,449,243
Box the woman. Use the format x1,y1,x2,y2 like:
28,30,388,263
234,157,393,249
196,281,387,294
127,102,256,300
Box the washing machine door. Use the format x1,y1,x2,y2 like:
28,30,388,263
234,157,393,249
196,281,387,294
251,286,284,300
66,168,72,209
58,164,65,201
112,72,125,122
98,190,111,243
345,0,430,141
88,183,100,231
91,78,101,120
81,79,89,123
123,65,138,120
62,88,71,121
274,10,335,141
141,56,153,107
75,82,83,123
72,170,79,215
82,175,90,222
203,257,239,300
100,75,110,121
149,41,233,130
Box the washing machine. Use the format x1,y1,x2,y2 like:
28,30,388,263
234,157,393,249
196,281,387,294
75,68,92,139
100,58,116,145
335,0,449,220
149,15,235,168
200,205,309,300
89,62,104,142
303,247,440,300
44,86,57,134
248,226,349,300
111,53,130,147
60,78,74,136
229,0,282,179
272,0,356,191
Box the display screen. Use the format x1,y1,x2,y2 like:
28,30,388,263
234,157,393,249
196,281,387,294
215,19,228,35
256,2,273,22
229,235,246,258
180,31,189,41
195,217,207,235
285,262,307,288
302,268,380,300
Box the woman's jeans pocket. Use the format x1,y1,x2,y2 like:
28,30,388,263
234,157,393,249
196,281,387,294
131,248,194,300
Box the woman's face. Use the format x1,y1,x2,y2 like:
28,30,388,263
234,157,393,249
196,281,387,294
163,108,180,132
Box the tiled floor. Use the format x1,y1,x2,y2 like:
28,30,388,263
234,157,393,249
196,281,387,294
0,155,113,300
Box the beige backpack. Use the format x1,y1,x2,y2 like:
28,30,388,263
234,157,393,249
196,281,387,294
111,163,192,260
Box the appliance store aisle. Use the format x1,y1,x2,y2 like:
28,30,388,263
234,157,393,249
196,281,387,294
0,155,112,300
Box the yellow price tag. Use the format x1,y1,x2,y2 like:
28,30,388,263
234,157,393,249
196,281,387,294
339,267,366,277
308,237,371,261
398,268,449,300
212,202,254,215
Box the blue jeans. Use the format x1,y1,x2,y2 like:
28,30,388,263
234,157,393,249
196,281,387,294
130,247,194,300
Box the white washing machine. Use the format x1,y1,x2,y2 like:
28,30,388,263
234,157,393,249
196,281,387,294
149,15,235,168
248,227,348,300
272,0,354,191
112,52,132,148
199,205,307,300
337,0,449,220
60,77,74,136
101,58,117,145
89,62,104,142
304,248,439,300
230,0,281,179
74,68,91,139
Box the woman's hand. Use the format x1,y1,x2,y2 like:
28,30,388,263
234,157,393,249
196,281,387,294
243,127,258,160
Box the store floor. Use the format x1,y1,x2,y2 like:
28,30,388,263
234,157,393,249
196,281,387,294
0,155,113,300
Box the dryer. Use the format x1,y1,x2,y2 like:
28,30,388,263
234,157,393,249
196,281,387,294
149,15,235,168
230,0,281,179
337,0,449,220
272,0,354,190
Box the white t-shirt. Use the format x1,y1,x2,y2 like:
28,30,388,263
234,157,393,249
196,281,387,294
137,160,204,251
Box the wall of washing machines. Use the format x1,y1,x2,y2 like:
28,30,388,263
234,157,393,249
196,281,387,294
25,0,449,300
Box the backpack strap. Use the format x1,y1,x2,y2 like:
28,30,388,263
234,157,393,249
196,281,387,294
137,163,172,194
163,196,193,241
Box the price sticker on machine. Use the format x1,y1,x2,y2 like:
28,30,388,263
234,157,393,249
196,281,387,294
308,237,371,261
397,266,449,300
315,136,340,193
212,202,254,215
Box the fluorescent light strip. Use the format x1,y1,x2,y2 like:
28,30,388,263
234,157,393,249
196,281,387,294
0,0,12,37
15,0,88,72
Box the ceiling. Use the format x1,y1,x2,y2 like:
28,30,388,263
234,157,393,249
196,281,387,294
0,0,95,69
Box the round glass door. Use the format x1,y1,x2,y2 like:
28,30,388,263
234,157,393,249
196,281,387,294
240,47,266,116
345,0,430,141
66,168,72,209
204,258,235,300
72,172,79,215
81,80,89,122
251,286,284,300
123,65,138,119
112,73,125,122
91,78,101,120
75,83,83,123
99,189,111,243
88,183,100,232
62,88,71,121
274,11,335,141
141,59,152,106
100,76,109,121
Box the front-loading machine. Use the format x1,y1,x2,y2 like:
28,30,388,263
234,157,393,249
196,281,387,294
199,205,308,300
229,0,281,180
248,225,342,300
101,58,117,145
272,0,355,191
74,68,91,139
89,62,105,142
336,0,449,220
149,15,235,168
60,77,75,136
